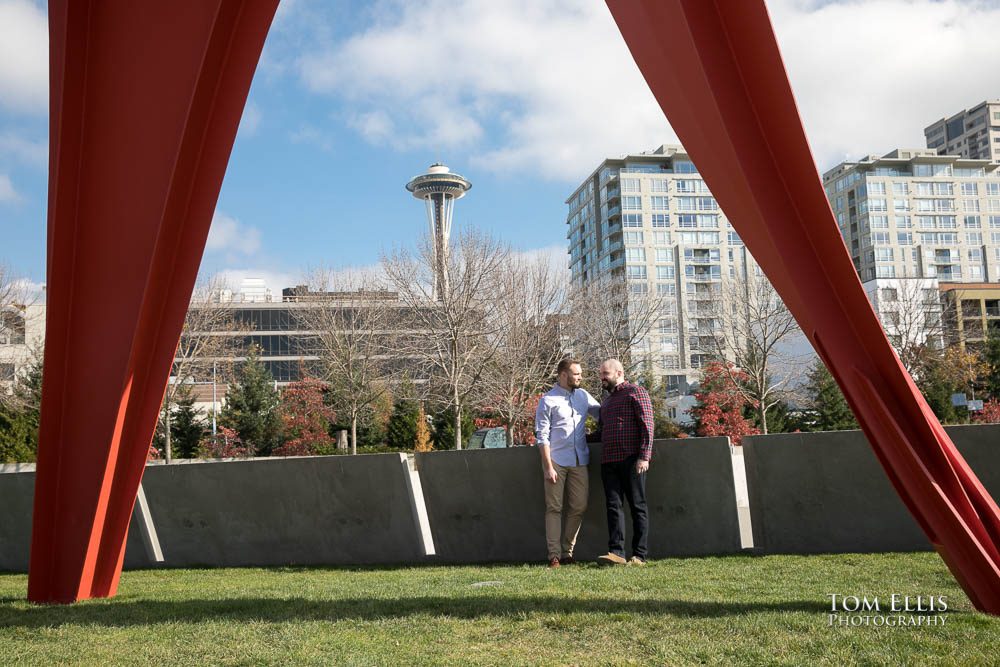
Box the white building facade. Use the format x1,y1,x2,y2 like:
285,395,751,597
567,145,758,418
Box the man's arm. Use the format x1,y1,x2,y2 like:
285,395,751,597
585,390,602,419
535,396,558,483
632,387,654,467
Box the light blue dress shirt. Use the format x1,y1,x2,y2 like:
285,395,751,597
535,385,601,467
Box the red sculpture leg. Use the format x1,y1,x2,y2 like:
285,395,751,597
29,0,277,603
606,0,1000,613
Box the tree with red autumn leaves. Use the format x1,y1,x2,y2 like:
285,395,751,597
199,425,254,459
274,377,336,457
689,361,760,446
974,399,1000,424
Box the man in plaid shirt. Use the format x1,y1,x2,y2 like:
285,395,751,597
595,358,654,566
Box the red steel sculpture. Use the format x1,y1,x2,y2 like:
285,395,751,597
605,0,1000,613
28,0,1000,612
29,1,278,603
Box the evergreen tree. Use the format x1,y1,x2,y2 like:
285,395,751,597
433,406,474,450
220,347,283,456
0,354,43,463
171,389,207,458
386,380,420,449
804,360,858,432
917,359,961,424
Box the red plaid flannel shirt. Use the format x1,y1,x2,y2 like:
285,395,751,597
598,381,654,464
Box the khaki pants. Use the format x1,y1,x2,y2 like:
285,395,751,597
544,462,589,560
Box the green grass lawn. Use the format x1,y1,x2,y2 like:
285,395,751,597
1,553,998,666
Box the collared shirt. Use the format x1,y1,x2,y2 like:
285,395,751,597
535,384,601,467
599,381,654,463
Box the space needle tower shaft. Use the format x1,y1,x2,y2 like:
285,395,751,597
405,163,472,301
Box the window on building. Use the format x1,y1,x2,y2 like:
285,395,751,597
622,178,640,192
627,266,647,279
870,215,889,229
0,363,14,382
622,213,643,228
622,196,641,210
651,196,670,210
624,231,644,245
967,232,983,244
630,282,649,295
876,265,896,278
653,232,671,246
961,182,979,196
966,215,982,228
964,200,981,212
650,179,669,193
868,181,886,195
892,182,908,196
727,231,743,245
656,265,675,279
895,215,912,228
651,213,669,228
626,247,646,261
657,282,676,296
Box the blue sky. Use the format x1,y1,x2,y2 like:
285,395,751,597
2,0,1000,295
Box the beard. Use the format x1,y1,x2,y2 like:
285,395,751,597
600,377,615,391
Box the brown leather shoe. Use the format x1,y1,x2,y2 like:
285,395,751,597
560,555,575,565
627,556,647,566
548,557,560,568
597,552,626,566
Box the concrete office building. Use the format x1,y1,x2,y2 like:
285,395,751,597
566,145,759,419
924,100,1000,163
939,282,1000,351
823,148,1000,351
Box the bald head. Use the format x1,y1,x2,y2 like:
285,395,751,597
599,359,625,391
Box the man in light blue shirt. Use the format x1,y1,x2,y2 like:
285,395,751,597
535,358,601,567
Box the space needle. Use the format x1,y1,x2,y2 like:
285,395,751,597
405,163,472,301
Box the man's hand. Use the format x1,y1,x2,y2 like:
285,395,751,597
635,459,649,475
544,465,558,484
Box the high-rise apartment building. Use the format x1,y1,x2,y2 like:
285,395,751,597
823,148,1000,352
924,100,1000,162
566,145,756,415
823,149,1000,284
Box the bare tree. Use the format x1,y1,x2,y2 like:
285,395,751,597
1,264,39,410
296,269,394,455
873,278,946,379
565,276,665,389
710,266,803,435
161,275,241,463
382,229,510,450
480,252,568,446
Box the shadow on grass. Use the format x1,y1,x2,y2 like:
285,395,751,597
0,595,831,628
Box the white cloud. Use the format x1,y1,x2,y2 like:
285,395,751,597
238,102,262,137
296,0,670,180
206,212,262,255
0,174,21,202
293,0,1000,180
0,0,48,114
514,244,571,282
769,0,1000,167
0,132,46,167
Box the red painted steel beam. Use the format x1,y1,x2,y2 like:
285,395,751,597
606,0,1000,613
30,1,277,603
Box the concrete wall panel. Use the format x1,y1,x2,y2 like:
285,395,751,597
742,424,1000,555
417,438,741,562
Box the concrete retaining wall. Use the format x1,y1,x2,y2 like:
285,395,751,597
416,437,741,562
136,453,422,567
2,425,998,570
742,424,1000,555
